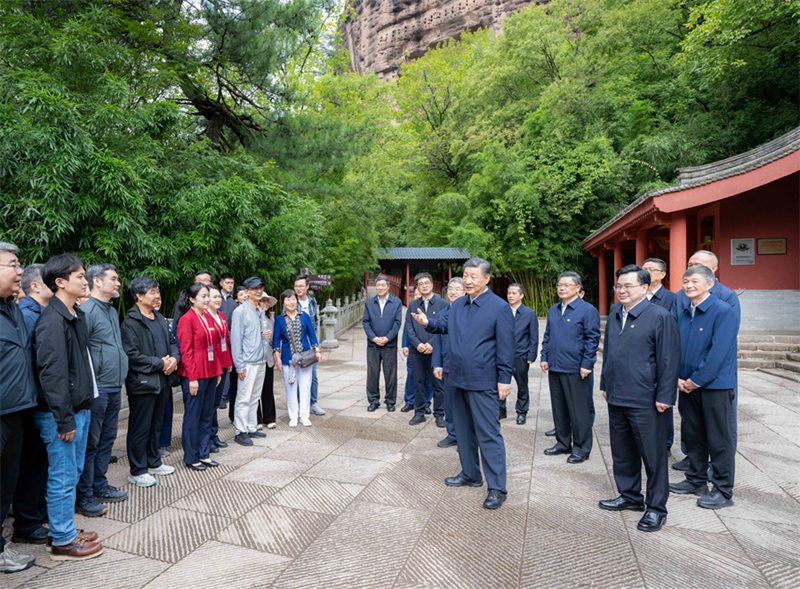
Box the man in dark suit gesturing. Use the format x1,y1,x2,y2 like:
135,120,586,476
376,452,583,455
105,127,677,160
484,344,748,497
598,264,680,532
412,258,515,510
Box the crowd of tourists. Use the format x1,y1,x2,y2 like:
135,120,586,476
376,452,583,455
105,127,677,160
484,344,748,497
1,242,739,574
0,242,325,571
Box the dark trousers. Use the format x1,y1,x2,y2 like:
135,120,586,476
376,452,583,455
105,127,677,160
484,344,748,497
211,370,230,440
452,387,507,492
181,377,217,465
680,388,735,498
442,376,456,439
500,357,531,415
1,412,24,552
367,346,398,406
257,365,276,425
411,350,443,417
77,386,121,500
126,385,168,476
227,367,239,423
12,408,48,535
159,387,173,449
404,354,432,406
549,371,593,458
608,403,669,515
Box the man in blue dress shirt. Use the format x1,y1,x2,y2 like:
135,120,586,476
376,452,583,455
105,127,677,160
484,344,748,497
669,264,738,509
412,258,515,510
540,272,600,463
499,284,539,425
598,265,680,532
362,275,403,411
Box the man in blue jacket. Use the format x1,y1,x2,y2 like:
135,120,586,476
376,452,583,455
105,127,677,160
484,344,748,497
500,283,539,425
0,242,37,573
669,264,738,509
405,273,448,427
363,275,403,411
540,272,600,463
599,265,680,532
413,258,515,509
642,258,676,312
432,278,465,448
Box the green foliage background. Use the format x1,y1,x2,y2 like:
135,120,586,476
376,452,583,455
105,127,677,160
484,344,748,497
1,0,797,313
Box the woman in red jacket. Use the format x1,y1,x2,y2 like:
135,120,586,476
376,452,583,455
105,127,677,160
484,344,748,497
208,286,233,451
176,283,222,471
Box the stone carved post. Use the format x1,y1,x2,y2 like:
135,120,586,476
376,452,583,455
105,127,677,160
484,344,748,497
321,299,339,349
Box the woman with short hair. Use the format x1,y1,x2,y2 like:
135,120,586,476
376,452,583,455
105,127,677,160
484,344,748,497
207,286,233,451
272,290,320,427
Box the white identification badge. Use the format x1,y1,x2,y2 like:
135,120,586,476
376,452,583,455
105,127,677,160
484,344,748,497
207,345,215,362
220,340,227,352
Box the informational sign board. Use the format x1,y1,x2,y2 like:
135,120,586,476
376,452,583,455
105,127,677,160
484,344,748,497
757,238,787,255
730,238,755,265
307,274,332,290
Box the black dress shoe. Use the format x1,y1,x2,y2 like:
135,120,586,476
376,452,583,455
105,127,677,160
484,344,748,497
424,406,432,415
234,432,253,446
435,415,446,428
12,525,49,544
567,453,588,464
669,480,707,496
209,445,220,453
444,474,482,487
187,462,207,472
516,414,526,425
437,436,457,448
367,402,380,412
386,404,396,412
697,489,734,509
544,444,571,456
400,403,413,413
214,438,229,448
637,511,666,532
598,496,645,511
545,428,556,437
248,431,267,438
499,408,507,420
672,457,689,471
199,458,219,467
409,413,426,426
483,490,507,510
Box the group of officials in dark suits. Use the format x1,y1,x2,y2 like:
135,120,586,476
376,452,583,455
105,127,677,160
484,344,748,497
362,251,739,523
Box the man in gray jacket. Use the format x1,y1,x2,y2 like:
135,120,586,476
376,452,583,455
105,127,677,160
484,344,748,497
77,264,129,517
230,277,270,446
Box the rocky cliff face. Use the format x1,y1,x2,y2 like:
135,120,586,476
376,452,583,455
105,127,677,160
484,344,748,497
342,0,544,78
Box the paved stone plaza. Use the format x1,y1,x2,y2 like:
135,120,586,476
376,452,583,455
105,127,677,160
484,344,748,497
5,325,799,589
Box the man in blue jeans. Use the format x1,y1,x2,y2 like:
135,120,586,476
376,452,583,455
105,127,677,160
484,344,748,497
77,264,130,517
34,253,104,560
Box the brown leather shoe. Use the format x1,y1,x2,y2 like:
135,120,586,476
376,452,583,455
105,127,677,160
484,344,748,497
46,530,99,552
49,539,104,561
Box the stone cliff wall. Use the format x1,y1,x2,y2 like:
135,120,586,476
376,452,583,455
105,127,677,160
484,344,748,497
342,0,544,78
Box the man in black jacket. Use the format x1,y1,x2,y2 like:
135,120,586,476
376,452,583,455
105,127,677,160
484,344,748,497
34,253,104,560
122,277,181,488
0,241,37,573
598,265,680,533
405,272,448,427
363,275,403,411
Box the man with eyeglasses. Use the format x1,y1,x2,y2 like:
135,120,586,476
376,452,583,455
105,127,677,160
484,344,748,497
642,258,676,312
598,264,680,532
540,272,600,464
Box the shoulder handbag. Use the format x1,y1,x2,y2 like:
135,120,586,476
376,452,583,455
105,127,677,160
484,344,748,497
286,315,318,368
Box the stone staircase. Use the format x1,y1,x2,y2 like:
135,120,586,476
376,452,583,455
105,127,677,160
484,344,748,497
738,334,800,383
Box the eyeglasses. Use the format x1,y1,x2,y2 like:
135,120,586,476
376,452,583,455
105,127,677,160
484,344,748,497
613,283,644,292
0,262,23,271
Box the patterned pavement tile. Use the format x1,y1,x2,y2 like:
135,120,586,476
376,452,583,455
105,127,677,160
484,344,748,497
316,413,377,431
753,560,800,589
722,516,800,567
529,466,615,500
292,426,357,446
223,456,310,488
520,527,644,589
526,492,629,541
270,475,361,515
18,548,169,589
105,485,189,524
216,503,334,557
334,437,405,462
103,507,233,563
272,501,429,589
264,439,337,465
633,527,769,589
171,478,280,518
304,454,391,485
142,540,291,589
357,471,444,511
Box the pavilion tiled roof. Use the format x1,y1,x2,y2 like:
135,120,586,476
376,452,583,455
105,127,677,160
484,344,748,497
376,247,472,260
583,127,800,246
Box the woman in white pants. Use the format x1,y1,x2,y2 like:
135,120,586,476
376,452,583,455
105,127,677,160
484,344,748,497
272,290,320,427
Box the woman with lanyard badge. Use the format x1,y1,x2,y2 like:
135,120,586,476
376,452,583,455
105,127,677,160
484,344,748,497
176,283,223,471
208,286,233,452
273,289,320,427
